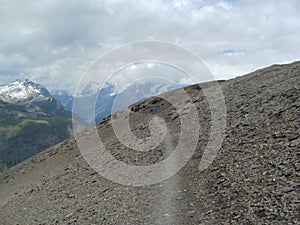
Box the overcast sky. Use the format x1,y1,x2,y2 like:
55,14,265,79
0,0,300,93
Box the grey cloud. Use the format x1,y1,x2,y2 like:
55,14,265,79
0,0,299,92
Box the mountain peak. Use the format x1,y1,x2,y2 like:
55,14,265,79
13,78,30,83
0,79,51,102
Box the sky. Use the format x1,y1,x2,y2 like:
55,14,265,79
0,0,300,93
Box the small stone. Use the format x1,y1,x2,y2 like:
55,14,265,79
282,186,294,193
65,213,73,218
289,138,300,147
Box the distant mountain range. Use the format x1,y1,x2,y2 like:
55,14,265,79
0,79,75,171
53,81,185,125
0,79,185,171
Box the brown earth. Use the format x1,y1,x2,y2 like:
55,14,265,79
0,61,299,224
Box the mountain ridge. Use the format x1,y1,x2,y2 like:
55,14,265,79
53,81,185,125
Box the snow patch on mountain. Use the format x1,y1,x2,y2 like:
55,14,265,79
0,79,72,118
0,79,51,102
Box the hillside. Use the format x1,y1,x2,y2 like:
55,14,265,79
0,62,299,224
0,80,74,171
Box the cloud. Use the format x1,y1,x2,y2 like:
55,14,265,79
0,0,299,92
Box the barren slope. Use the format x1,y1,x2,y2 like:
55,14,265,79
0,61,299,224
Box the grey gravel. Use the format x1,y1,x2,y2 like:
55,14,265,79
0,61,299,224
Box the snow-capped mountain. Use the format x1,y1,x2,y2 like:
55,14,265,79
0,79,79,171
0,79,70,117
0,79,87,171
0,79,51,102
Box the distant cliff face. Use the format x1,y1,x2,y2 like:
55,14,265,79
0,61,299,224
0,79,74,171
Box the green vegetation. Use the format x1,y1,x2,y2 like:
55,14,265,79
0,162,7,172
0,101,73,172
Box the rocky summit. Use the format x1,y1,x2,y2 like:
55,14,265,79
0,61,299,224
